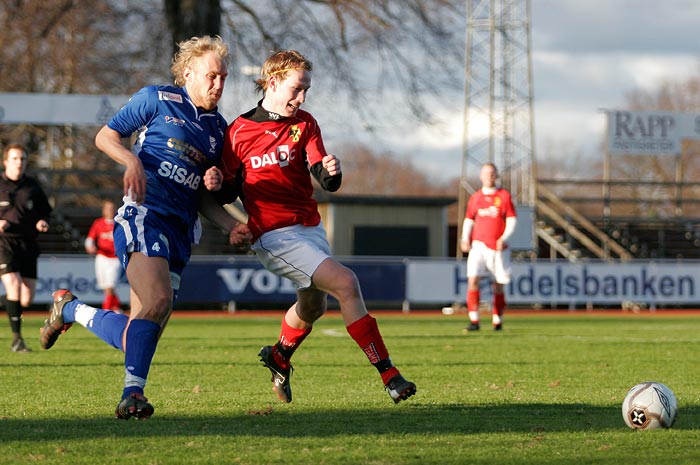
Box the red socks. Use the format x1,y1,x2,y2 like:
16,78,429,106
271,314,401,385
493,292,505,316
103,294,121,311
467,289,480,323
346,314,399,384
467,290,480,314
273,318,312,370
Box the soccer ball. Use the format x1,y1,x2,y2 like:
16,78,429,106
622,381,678,430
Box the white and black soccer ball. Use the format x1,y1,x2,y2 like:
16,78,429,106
622,381,678,430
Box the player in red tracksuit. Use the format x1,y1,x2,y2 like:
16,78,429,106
460,162,517,332
216,49,416,404
84,200,121,311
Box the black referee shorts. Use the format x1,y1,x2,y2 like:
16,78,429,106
0,236,40,278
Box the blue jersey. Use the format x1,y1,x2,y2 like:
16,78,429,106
108,85,227,228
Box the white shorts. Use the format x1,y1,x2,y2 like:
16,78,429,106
466,240,512,284
94,254,122,290
251,223,331,289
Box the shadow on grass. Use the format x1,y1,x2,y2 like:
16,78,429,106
3,403,698,441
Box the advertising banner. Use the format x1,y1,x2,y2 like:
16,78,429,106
12,255,700,308
33,256,131,304
179,257,406,304
607,110,700,156
406,260,700,305
23,255,406,306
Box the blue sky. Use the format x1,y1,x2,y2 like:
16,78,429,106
221,1,700,182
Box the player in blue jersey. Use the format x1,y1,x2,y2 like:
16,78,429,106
39,35,251,420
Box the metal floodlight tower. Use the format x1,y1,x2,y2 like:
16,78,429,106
456,0,536,258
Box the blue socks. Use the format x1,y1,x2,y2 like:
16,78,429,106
60,298,162,399
87,310,129,351
61,300,79,324
66,299,128,351
63,299,161,399
122,319,161,398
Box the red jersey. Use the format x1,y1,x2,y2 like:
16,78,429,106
220,106,328,240
86,217,116,258
465,188,516,250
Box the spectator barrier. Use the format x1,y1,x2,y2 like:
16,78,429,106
15,255,700,309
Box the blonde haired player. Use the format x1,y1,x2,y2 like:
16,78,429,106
39,35,251,420
217,49,416,404
460,163,517,331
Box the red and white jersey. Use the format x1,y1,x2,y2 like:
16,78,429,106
220,105,328,240
465,188,516,250
86,217,116,258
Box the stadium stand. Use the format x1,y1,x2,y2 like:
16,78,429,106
36,169,700,260
38,208,242,256
534,180,700,261
38,210,84,254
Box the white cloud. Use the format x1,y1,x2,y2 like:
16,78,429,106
534,102,606,151
619,55,699,91
535,53,693,104
533,0,700,54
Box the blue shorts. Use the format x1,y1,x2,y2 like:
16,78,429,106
113,201,191,290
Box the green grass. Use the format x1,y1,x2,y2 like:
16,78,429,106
2,311,700,464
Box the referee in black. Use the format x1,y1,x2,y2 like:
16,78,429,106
0,143,52,352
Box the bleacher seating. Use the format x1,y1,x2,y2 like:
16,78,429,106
540,218,700,260
38,211,86,254
616,221,700,259
41,209,247,256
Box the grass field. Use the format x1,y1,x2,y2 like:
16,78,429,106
1,310,700,465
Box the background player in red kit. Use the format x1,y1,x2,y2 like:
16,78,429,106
84,200,122,312
460,162,517,332
217,49,416,404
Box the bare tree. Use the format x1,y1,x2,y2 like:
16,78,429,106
337,143,456,196
609,69,700,217
164,0,221,52
1,0,465,207
0,0,171,206
0,1,169,100
624,69,700,182
162,1,466,197
541,68,700,220
218,0,464,125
